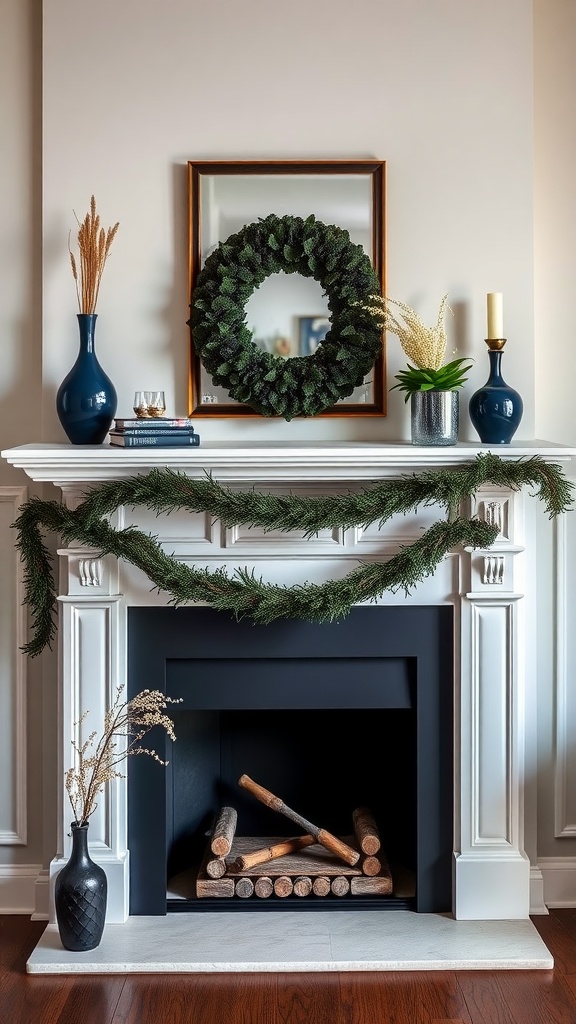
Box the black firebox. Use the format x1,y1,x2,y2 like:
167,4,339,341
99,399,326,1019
128,605,453,915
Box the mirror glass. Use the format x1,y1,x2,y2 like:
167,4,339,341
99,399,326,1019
245,273,329,358
188,161,386,416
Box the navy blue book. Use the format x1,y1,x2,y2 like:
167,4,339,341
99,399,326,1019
109,431,200,448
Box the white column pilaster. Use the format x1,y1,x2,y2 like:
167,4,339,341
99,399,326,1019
456,487,529,918
49,540,128,924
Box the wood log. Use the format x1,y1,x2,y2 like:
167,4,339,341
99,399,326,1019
210,806,238,856
254,876,274,898
196,843,235,897
234,877,254,899
312,876,331,897
225,836,362,877
206,856,227,879
350,874,393,895
238,775,359,866
196,876,235,898
352,807,381,856
273,875,293,898
293,875,312,897
234,834,315,871
361,855,382,877
330,876,350,897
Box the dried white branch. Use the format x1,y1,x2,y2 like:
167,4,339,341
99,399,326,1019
65,686,181,825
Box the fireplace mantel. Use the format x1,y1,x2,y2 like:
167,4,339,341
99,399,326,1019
3,439,575,485
3,439,576,950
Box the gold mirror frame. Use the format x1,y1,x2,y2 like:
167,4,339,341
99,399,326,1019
187,160,386,417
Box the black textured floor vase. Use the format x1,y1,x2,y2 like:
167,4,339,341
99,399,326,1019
55,822,107,951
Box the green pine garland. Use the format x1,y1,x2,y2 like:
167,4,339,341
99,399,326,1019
188,213,383,419
12,453,573,658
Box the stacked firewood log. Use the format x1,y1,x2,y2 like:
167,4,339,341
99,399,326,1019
196,776,393,900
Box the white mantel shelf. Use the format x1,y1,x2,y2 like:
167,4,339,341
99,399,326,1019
2,440,575,485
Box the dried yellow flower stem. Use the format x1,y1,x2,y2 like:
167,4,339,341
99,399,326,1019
69,195,119,314
65,686,181,826
362,294,451,371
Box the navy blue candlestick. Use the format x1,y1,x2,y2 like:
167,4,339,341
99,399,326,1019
469,338,523,444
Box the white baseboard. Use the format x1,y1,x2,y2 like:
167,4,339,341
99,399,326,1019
539,857,576,908
1,863,567,917
30,868,50,920
530,865,549,915
0,864,42,914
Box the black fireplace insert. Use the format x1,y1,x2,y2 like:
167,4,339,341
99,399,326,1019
128,605,453,915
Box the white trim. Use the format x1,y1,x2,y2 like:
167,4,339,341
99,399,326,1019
30,869,50,921
0,486,27,845
553,508,576,837
539,857,576,908
553,512,570,836
2,441,576,483
529,865,548,915
0,864,42,913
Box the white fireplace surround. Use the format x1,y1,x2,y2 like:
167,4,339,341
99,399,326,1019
4,439,576,940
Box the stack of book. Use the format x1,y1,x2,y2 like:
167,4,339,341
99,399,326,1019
108,418,200,448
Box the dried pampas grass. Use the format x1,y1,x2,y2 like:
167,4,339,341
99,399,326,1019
362,294,450,371
69,195,119,314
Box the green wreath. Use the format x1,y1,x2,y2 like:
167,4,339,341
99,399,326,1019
188,213,383,419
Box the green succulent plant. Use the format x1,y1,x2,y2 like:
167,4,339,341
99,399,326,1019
391,357,473,402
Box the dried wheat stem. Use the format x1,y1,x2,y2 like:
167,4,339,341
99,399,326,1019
69,196,119,314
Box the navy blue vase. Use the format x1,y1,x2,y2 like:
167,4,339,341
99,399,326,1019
469,346,523,444
56,314,117,444
55,822,107,952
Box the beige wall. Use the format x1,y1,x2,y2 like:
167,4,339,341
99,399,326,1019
0,0,42,455
0,0,45,887
1,0,576,898
534,0,576,446
533,0,576,865
41,0,535,443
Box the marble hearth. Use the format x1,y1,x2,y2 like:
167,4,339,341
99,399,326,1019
4,439,574,973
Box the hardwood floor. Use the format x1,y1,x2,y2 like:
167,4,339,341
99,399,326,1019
2,911,576,1023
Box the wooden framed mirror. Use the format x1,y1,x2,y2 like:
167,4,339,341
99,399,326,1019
187,160,386,417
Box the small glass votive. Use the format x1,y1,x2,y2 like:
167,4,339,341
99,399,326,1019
133,391,149,418
145,391,166,418
133,391,166,418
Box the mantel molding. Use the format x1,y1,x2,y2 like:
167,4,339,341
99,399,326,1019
2,440,575,486
3,438,576,925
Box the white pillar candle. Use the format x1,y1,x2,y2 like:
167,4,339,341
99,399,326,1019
487,292,504,339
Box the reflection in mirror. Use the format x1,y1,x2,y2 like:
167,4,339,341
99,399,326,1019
246,274,329,357
188,161,386,416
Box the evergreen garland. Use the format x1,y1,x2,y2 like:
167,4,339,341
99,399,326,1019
12,453,572,658
188,214,383,419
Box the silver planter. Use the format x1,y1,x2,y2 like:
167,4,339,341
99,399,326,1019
410,390,459,446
